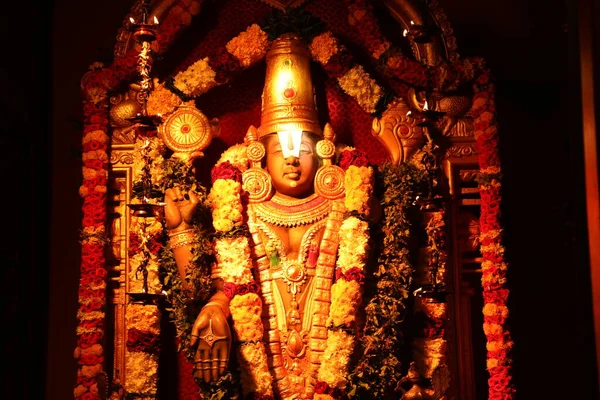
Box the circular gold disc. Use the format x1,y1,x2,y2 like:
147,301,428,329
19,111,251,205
247,142,266,162
314,165,345,200
159,105,212,153
242,169,273,203
316,139,335,159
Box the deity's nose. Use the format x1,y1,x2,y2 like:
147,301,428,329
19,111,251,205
285,156,300,166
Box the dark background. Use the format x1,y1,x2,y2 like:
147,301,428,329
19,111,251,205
0,0,594,399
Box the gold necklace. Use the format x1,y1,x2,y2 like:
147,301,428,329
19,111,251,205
254,194,331,227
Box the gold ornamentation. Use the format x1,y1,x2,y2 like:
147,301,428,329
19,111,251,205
253,195,331,227
168,228,196,249
159,105,219,162
372,98,425,164
315,165,345,200
258,34,322,138
316,140,335,159
243,169,273,203
247,141,266,162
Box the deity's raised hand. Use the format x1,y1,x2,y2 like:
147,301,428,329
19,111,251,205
164,187,199,231
190,302,231,382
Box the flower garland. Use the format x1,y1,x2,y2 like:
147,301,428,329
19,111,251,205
207,145,273,399
147,23,270,117
74,81,111,400
308,31,387,115
75,4,198,396
347,162,427,398
316,149,373,395
471,67,515,400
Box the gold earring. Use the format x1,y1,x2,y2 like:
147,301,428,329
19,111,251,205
242,126,273,203
314,123,345,200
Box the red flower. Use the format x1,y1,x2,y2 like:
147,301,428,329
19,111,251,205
211,161,242,184
338,149,370,170
236,284,249,296
223,282,237,300
84,159,106,170
79,353,104,365
346,267,365,284
314,381,329,394
323,49,354,79
208,47,243,84
246,282,260,294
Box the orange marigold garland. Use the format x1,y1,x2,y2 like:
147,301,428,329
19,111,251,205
472,67,515,400
75,4,196,397
74,83,111,400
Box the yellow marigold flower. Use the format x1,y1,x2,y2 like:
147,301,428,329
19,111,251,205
422,302,447,320
338,66,383,114
329,280,362,327
86,87,107,104
173,57,217,97
81,364,103,378
487,358,499,369
310,32,339,64
74,385,87,397
125,304,161,333
486,340,502,352
238,342,273,397
215,237,254,284
337,216,369,272
318,330,354,387
125,351,159,394
344,165,373,214
83,130,108,144
226,24,270,68
483,322,503,335
147,83,181,117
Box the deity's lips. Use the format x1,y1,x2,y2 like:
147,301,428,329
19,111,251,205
284,170,301,180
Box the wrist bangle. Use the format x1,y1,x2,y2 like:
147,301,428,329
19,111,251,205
168,228,196,249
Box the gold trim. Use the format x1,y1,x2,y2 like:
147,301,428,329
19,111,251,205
254,196,331,227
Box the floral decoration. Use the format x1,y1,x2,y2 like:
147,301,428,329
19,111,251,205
207,145,273,398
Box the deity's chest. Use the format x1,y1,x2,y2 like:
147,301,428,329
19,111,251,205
248,196,344,398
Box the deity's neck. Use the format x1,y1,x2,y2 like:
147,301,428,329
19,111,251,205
253,192,330,228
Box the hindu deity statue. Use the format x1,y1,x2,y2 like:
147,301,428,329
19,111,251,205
164,34,372,399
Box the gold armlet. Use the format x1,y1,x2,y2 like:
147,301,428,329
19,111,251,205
168,228,197,249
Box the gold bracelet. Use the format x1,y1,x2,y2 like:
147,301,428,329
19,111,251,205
168,228,196,249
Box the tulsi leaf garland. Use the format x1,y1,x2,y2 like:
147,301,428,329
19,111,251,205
347,162,427,399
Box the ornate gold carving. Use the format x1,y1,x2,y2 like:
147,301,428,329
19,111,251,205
243,169,274,203
446,144,476,158
372,98,425,164
159,105,219,163
258,34,322,138
315,140,335,159
110,151,135,165
247,141,266,162
314,165,345,200
253,195,331,227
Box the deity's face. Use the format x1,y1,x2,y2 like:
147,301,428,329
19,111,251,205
264,132,319,199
